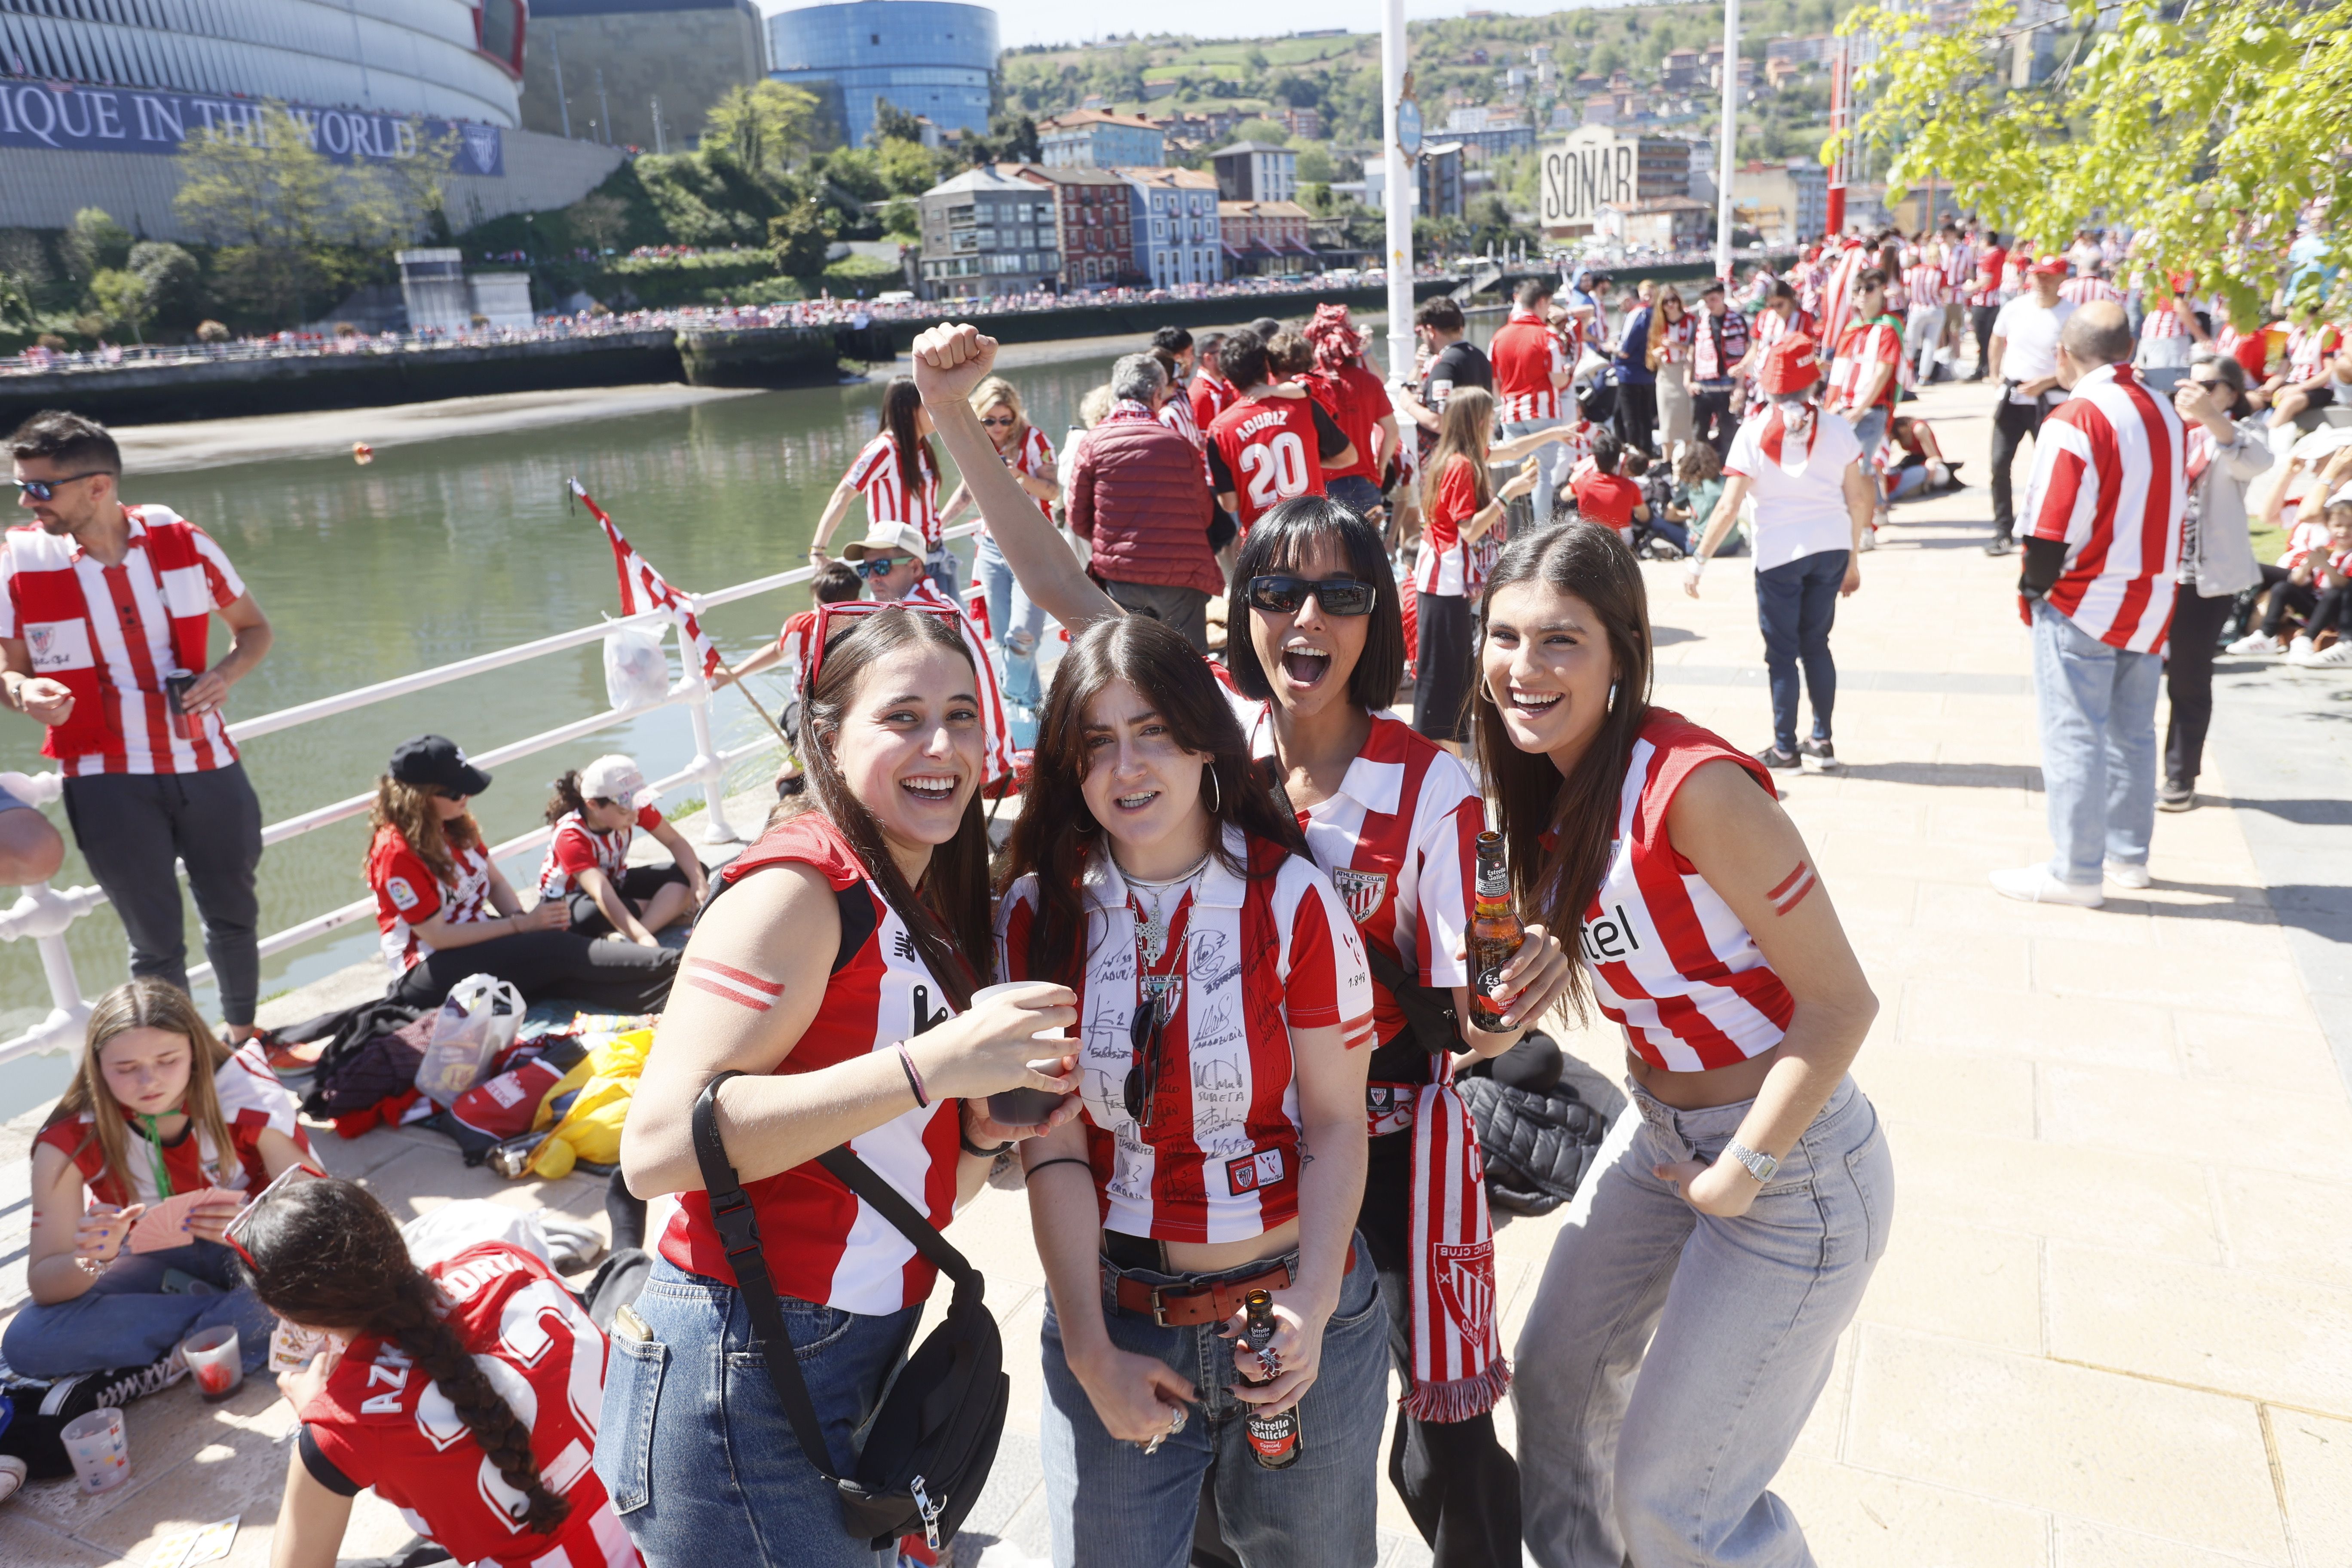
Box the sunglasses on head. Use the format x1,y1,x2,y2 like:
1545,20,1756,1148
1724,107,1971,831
852,555,912,580
13,472,107,502
804,597,965,689
1246,575,1379,617
1123,986,1173,1128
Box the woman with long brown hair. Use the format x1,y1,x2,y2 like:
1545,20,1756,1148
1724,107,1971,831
364,735,675,1010
605,605,1079,1566
812,376,958,598
1414,387,1540,748
998,615,1389,1568
1475,523,1890,1568
242,1176,640,1568
1648,286,1695,453
10,978,311,1398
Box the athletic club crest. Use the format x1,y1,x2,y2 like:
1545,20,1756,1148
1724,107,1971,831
461,123,502,175
1142,973,1182,1015
1432,1240,1496,1340
26,626,53,661
1330,868,1390,925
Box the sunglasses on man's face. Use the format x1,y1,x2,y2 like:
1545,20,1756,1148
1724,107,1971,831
1246,575,1379,618
854,555,912,580
13,472,106,502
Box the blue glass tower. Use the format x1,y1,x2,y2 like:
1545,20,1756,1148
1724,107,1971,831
767,0,998,149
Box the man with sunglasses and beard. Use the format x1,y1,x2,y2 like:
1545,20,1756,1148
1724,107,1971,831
3,410,273,1043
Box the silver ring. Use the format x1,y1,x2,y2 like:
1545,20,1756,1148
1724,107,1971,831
1139,1404,1185,1456
1259,1347,1283,1380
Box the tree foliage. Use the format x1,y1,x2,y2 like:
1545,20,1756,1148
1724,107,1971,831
1844,0,2352,325
705,82,823,183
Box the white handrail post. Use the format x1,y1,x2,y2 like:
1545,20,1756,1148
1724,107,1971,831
0,879,106,1065
671,607,743,846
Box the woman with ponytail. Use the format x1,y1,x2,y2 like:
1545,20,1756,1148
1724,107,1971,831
1475,522,1890,1568
239,1176,637,1568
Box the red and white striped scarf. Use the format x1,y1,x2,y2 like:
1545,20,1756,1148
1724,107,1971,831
1756,403,1817,475
1400,1079,1508,1421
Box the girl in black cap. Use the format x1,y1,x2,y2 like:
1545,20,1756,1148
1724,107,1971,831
364,735,676,1011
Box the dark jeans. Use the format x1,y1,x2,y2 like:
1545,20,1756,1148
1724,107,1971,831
2163,588,2235,791
2260,578,2324,637
1755,550,1848,753
1989,395,2046,542
1613,380,1658,456
1691,384,1739,456
1105,578,1212,654
63,762,263,1026
1970,305,2000,377
1361,1126,1522,1567
565,862,696,937
389,928,677,1013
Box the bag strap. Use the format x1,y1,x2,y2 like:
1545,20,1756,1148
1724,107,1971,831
814,1147,980,1289
691,1072,841,1480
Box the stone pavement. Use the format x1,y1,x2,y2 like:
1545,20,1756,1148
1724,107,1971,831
4,377,2350,1566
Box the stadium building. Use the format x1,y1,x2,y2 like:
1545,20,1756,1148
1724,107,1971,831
766,0,997,150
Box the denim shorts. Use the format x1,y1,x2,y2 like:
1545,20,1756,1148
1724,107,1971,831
597,1256,917,1568
1038,1236,1390,1568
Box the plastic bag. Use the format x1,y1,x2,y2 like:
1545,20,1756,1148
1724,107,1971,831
603,624,669,711
413,974,524,1104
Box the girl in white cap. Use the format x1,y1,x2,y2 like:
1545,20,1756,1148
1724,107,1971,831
538,754,710,948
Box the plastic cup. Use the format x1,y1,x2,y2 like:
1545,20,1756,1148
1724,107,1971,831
61,1407,129,1493
182,1324,242,1401
968,981,1077,1127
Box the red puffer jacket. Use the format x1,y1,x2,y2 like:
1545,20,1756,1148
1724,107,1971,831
1068,409,1223,596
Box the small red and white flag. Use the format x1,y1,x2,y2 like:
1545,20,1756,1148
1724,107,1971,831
570,477,725,680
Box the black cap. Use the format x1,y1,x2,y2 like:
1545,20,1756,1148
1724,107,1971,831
389,734,492,796
1701,279,1726,295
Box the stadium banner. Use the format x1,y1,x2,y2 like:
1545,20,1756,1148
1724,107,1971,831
0,81,503,175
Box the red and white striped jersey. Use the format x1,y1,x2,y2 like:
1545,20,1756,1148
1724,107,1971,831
997,829,1374,1243
1413,455,1485,597
1576,711,1796,1072
1490,308,1570,423
1243,712,1481,1050
368,823,497,971
1942,241,1976,296
2023,363,2185,653
1816,243,1871,350
1966,246,2007,309
1902,263,1951,309
2288,321,2344,383
902,578,1015,783
303,1243,639,1568
1190,371,1238,433
995,423,1059,533
1828,315,1906,413
1157,389,1203,451
0,508,243,776
845,431,943,552
2141,297,2193,341
2058,275,2123,307
36,1038,313,1208
1746,307,1812,390
659,813,965,1314
2277,518,2334,571
538,804,665,899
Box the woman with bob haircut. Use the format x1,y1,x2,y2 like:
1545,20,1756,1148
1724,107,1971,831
12,978,312,1394
913,323,1576,1568
605,604,1081,1567
998,614,1385,1568
1474,521,1890,1568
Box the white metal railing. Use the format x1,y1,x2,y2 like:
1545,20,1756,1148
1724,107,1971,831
0,520,983,1066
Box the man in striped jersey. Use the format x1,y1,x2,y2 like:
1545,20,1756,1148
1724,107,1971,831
3,410,274,1037
1992,303,2185,908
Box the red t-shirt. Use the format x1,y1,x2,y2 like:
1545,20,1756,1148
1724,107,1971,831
1307,364,1388,486
1207,394,1333,529
1571,470,1645,536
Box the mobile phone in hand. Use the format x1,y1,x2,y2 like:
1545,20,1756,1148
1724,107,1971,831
164,673,196,739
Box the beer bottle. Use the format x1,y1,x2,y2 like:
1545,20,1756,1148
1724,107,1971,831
1240,1289,1301,1470
1468,830,1525,1033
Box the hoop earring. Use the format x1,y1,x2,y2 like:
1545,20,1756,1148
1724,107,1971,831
1608,680,1620,710
1203,764,1222,815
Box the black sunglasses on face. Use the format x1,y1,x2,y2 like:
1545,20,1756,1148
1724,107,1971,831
13,472,107,502
1246,575,1379,617
1123,989,1172,1127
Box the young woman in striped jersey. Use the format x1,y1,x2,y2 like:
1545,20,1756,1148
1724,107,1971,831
909,323,1577,1568
1478,523,1890,1568
605,606,1081,1567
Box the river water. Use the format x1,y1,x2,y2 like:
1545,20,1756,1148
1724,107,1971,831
0,313,1492,1112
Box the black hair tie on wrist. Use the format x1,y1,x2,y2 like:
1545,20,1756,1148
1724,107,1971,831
960,1130,1014,1159
1024,1155,1093,1180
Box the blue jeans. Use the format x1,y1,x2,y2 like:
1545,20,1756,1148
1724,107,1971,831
1325,474,1386,522
975,533,1044,710
1514,1079,1892,1568
1501,418,1565,521
1754,549,1848,752
925,545,963,606
596,1256,915,1568
1039,1238,1390,1568
2,1241,273,1377
2030,599,2162,882
1849,406,1888,478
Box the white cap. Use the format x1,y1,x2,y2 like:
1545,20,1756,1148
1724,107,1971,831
579,754,652,809
2330,481,2352,509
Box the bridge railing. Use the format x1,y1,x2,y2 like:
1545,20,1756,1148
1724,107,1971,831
0,521,984,1068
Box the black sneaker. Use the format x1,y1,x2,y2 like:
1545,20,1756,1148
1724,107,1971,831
1755,744,1802,770
43,1349,188,1419
2157,783,2197,813
1985,534,2015,557
1799,738,1841,770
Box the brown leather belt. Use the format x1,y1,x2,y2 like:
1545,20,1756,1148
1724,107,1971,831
1104,1243,1356,1327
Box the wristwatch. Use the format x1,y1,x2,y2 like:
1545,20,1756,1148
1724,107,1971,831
1723,1139,1778,1184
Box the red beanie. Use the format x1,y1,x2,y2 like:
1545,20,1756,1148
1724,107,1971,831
1758,334,1821,395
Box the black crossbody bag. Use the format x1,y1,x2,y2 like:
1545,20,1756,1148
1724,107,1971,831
691,1072,1008,1554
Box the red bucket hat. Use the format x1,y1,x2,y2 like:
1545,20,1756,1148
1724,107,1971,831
2029,256,2072,276
1758,333,1822,395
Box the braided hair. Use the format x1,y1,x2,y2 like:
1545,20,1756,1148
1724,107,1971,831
236,1177,572,1536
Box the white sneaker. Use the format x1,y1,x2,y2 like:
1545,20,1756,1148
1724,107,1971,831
1989,864,2104,907
2225,631,2283,655
1859,523,1880,551
2288,636,2317,661
2291,640,2352,667
2104,859,2152,889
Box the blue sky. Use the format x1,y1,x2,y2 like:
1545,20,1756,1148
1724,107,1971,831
759,0,1624,54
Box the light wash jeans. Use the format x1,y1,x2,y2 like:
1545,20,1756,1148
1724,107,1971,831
1502,417,1567,522
1514,1078,1891,1568
1039,1237,1389,1568
597,1256,913,1568
925,545,963,606
975,533,1044,710
2030,598,2163,883
1905,302,1947,385
1849,405,1889,477
0,1240,273,1377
